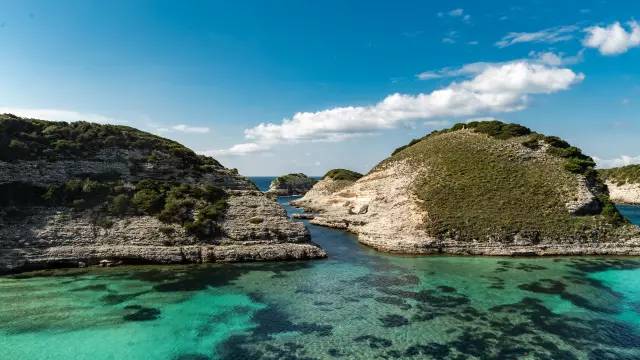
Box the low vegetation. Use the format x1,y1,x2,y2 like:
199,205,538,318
273,173,316,185
0,113,220,172
322,169,363,182
599,164,640,185
0,178,228,238
387,120,626,241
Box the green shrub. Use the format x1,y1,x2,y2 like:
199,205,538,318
95,216,114,229
323,169,363,181
249,217,264,224
159,226,175,235
108,194,131,215
521,137,540,149
543,136,570,149
131,188,164,214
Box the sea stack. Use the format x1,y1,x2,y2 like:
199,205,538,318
292,120,640,256
0,114,326,274
266,173,318,196
599,165,640,205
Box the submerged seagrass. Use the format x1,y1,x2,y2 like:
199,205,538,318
292,120,640,255
0,114,326,274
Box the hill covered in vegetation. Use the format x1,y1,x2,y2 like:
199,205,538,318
267,173,318,196
0,114,326,274
294,120,640,255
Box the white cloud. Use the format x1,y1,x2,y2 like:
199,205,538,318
424,120,451,127
417,51,582,80
468,41,479,45
448,9,464,17
442,37,456,44
595,155,640,169
210,62,584,155
495,25,578,48
622,98,630,104
463,14,471,22
583,21,640,55
315,161,321,166
0,107,125,124
437,12,444,17
200,143,270,157
157,124,210,134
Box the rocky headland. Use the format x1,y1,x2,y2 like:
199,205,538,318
0,114,326,274
292,121,640,256
266,173,318,196
599,165,640,205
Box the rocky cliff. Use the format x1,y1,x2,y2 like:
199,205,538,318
292,121,640,256
266,173,318,196
0,114,325,274
599,165,640,205
291,169,362,210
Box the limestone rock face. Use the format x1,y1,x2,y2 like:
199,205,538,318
0,117,325,274
605,181,640,205
266,173,318,196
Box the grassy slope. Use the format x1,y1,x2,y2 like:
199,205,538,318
599,165,640,185
274,173,315,185
386,129,631,242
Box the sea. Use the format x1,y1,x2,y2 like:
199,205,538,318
0,177,639,359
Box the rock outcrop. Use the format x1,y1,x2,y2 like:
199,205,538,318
605,182,640,205
0,115,325,274
292,121,640,256
266,173,318,196
291,169,363,211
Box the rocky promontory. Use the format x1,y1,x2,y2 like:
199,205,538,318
291,169,362,210
0,114,326,274
266,173,318,196
292,121,640,256
599,165,640,205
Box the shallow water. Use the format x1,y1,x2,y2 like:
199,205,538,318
1,199,640,360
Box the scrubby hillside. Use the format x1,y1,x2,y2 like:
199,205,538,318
0,114,326,274
266,173,318,196
294,120,640,255
599,164,640,205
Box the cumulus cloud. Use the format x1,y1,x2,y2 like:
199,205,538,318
208,62,584,156
448,9,464,17
583,21,640,55
594,155,640,169
0,107,125,124
156,124,210,134
495,25,578,48
424,120,451,127
416,51,582,80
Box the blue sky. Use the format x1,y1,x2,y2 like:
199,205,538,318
1,0,639,175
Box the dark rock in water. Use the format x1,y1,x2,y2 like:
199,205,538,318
292,213,315,219
123,306,161,322
379,314,410,328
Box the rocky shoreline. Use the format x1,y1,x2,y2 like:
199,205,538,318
0,116,327,275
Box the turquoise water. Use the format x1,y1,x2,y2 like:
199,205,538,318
1,199,640,359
